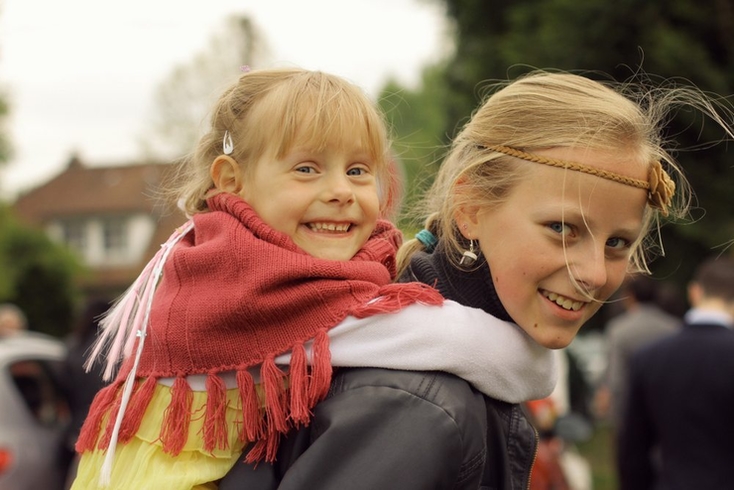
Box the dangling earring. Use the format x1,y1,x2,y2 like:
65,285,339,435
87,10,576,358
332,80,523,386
460,240,478,266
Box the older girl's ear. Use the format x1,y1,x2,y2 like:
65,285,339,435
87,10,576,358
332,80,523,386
453,179,482,240
454,204,482,240
210,156,243,194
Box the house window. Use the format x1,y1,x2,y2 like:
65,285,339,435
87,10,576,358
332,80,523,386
102,217,128,256
62,221,86,255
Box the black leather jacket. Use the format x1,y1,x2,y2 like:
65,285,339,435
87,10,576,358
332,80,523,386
220,367,537,490
220,244,539,489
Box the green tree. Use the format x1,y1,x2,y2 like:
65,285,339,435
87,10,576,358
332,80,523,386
0,205,83,338
379,62,454,228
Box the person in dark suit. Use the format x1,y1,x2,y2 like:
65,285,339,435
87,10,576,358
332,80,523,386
617,255,734,490
600,275,682,430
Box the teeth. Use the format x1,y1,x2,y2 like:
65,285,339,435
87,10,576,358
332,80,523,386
308,222,350,232
544,292,584,311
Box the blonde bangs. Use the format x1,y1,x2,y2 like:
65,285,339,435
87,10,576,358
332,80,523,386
245,72,389,168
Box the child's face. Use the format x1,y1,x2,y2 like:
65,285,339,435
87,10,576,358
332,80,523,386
239,142,381,261
466,147,648,349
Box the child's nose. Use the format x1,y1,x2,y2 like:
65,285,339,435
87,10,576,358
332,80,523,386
323,173,355,204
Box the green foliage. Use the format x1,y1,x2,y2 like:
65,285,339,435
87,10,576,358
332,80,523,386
576,424,618,490
378,63,453,228
385,0,734,288
0,205,83,338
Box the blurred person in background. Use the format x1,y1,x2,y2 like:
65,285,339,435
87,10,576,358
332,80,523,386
595,275,681,431
527,349,593,490
655,280,688,320
0,302,28,337
62,298,110,489
617,254,734,489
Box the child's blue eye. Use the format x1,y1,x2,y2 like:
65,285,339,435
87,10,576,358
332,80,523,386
347,167,365,176
296,166,315,174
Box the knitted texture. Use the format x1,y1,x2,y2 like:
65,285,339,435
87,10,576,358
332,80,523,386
400,240,512,322
77,192,443,463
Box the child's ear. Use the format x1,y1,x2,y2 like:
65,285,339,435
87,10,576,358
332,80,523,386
210,156,243,194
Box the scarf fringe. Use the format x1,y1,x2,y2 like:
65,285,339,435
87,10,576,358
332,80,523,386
75,380,122,452
244,424,282,464
160,377,193,455
288,343,310,426
98,392,124,449
261,358,288,434
236,370,263,442
203,374,229,452
77,335,335,462
350,282,443,318
118,377,157,443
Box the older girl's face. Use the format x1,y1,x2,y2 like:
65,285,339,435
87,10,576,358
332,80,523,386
461,148,649,349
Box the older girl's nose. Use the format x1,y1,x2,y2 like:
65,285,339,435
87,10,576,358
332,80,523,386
571,246,608,292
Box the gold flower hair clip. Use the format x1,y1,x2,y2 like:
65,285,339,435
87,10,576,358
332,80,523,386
647,160,676,216
486,146,676,216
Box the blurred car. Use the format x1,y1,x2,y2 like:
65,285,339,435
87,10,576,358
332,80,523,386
0,333,70,490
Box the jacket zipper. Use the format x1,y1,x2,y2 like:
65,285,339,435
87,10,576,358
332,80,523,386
525,425,540,490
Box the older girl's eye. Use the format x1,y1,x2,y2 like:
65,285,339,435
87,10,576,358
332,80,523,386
548,222,572,236
295,165,315,174
606,236,631,250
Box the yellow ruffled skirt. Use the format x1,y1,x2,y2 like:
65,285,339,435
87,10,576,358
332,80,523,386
71,383,247,490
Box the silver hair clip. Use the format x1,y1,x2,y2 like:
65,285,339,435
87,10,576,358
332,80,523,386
223,131,234,155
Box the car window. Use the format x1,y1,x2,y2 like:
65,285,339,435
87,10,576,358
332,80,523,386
9,359,70,427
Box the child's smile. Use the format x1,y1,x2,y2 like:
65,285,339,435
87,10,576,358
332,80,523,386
306,222,353,233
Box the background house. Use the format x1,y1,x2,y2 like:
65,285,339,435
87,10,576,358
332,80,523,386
12,154,186,301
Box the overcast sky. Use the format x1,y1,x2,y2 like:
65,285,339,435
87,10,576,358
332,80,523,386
0,0,449,198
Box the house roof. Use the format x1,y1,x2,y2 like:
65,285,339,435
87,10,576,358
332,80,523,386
13,155,180,224
12,155,188,298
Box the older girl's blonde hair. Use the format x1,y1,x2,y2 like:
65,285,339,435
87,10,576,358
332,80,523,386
170,68,392,216
399,71,732,275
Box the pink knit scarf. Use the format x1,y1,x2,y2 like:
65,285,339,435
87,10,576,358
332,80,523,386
76,193,442,462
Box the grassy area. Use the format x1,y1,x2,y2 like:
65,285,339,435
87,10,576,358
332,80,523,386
576,424,618,490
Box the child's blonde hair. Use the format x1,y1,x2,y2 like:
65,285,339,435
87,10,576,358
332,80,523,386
399,71,733,275
172,68,392,216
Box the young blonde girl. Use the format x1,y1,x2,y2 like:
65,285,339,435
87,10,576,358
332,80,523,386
71,68,556,490
221,71,733,489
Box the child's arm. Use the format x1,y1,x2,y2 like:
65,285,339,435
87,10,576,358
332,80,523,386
275,300,557,403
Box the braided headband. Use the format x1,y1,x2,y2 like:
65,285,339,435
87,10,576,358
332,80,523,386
487,145,676,216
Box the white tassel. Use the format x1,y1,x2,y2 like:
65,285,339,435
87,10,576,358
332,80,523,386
85,220,194,381
89,220,194,487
